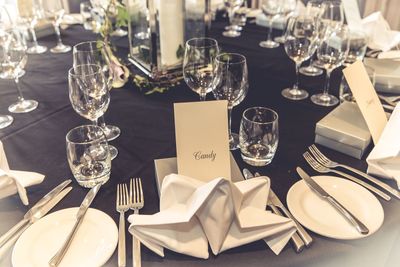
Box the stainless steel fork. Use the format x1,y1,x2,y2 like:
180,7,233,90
130,178,144,267
303,152,391,201
309,144,400,200
116,184,130,267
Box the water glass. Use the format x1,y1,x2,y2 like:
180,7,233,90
239,107,279,166
80,2,93,30
344,30,368,65
66,125,111,188
223,0,244,37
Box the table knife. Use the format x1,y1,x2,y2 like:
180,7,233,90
49,183,101,267
0,179,72,248
242,169,305,253
296,167,369,235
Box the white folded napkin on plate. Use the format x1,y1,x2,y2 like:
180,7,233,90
0,141,45,205
367,103,400,189
128,174,296,259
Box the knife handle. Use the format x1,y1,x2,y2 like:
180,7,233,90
269,204,304,253
279,206,313,247
0,219,29,248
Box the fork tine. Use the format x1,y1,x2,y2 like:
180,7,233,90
132,178,137,204
124,184,129,205
116,184,120,208
310,145,329,165
135,178,139,203
303,152,319,171
138,178,144,203
130,179,133,204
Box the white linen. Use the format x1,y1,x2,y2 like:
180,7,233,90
128,174,296,259
367,103,400,189
0,141,45,205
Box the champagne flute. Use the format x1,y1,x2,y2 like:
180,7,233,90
273,0,297,44
213,53,248,150
282,15,318,100
223,0,244,38
73,41,121,159
17,0,48,54
259,0,284,49
41,0,71,53
1,28,38,113
311,24,349,106
183,37,219,101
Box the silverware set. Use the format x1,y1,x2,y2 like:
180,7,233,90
117,178,144,267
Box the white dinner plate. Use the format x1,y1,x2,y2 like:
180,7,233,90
12,208,118,267
287,175,384,240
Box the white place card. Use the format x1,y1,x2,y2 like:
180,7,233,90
174,100,231,182
343,61,388,144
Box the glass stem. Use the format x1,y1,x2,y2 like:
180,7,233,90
92,118,98,126
293,62,300,91
98,115,106,128
30,26,39,47
309,57,314,67
228,8,234,27
14,74,25,103
199,90,206,101
53,23,63,46
227,106,233,139
323,70,332,96
267,17,274,41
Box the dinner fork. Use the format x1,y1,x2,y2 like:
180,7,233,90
309,145,400,200
303,152,391,201
130,178,144,267
116,184,130,267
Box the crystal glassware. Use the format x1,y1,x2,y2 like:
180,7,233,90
0,28,38,113
41,0,71,53
183,37,219,101
344,30,368,65
223,0,244,37
311,24,349,107
239,107,279,166
66,125,111,188
282,16,318,100
273,0,297,44
213,53,248,150
259,0,284,49
73,41,120,159
17,0,48,54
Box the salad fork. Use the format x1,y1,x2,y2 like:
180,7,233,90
130,178,144,267
303,152,390,201
116,184,129,267
309,144,400,200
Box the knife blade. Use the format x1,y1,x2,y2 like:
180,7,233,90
0,179,72,248
296,167,369,235
49,183,101,267
242,169,305,253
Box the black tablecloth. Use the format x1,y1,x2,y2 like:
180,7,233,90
0,21,399,267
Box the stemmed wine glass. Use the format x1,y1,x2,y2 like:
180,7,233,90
273,0,297,44
259,0,284,48
183,37,219,101
41,0,71,53
282,15,319,100
212,53,248,150
17,0,47,54
1,28,38,113
311,24,349,106
223,0,244,37
73,41,120,159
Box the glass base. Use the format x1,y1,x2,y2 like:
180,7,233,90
229,133,240,150
259,40,279,48
50,44,71,53
27,45,47,54
0,69,25,80
111,28,128,37
109,145,118,160
299,65,323,76
274,36,285,44
311,93,339,107
135,31,150,40
103,124,121,141
223,30,241,38
0,115,13,129
225,25,243,31
8,99,38,113
281,88,309,100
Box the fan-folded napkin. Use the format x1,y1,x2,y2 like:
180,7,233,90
128,174,296,259
367,103,400,189
0,141,45,205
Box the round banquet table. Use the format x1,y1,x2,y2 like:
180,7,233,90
0,21,399,267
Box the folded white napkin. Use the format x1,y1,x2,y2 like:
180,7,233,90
128,174,296,259
0,141,45,205
367,103,400,189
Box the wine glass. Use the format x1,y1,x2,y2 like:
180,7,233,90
344,30,368,65
311,24,349,106
183,37,219,101
319,0,344,29
273,0,297,44
0,28,38,113
73,41,120,159
212,53,248,150
41,0,71,53
68,64,110,126
17,0,47,54
223,0,244,37
259,0,284,49
282,15,318,100
299,0,324,76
